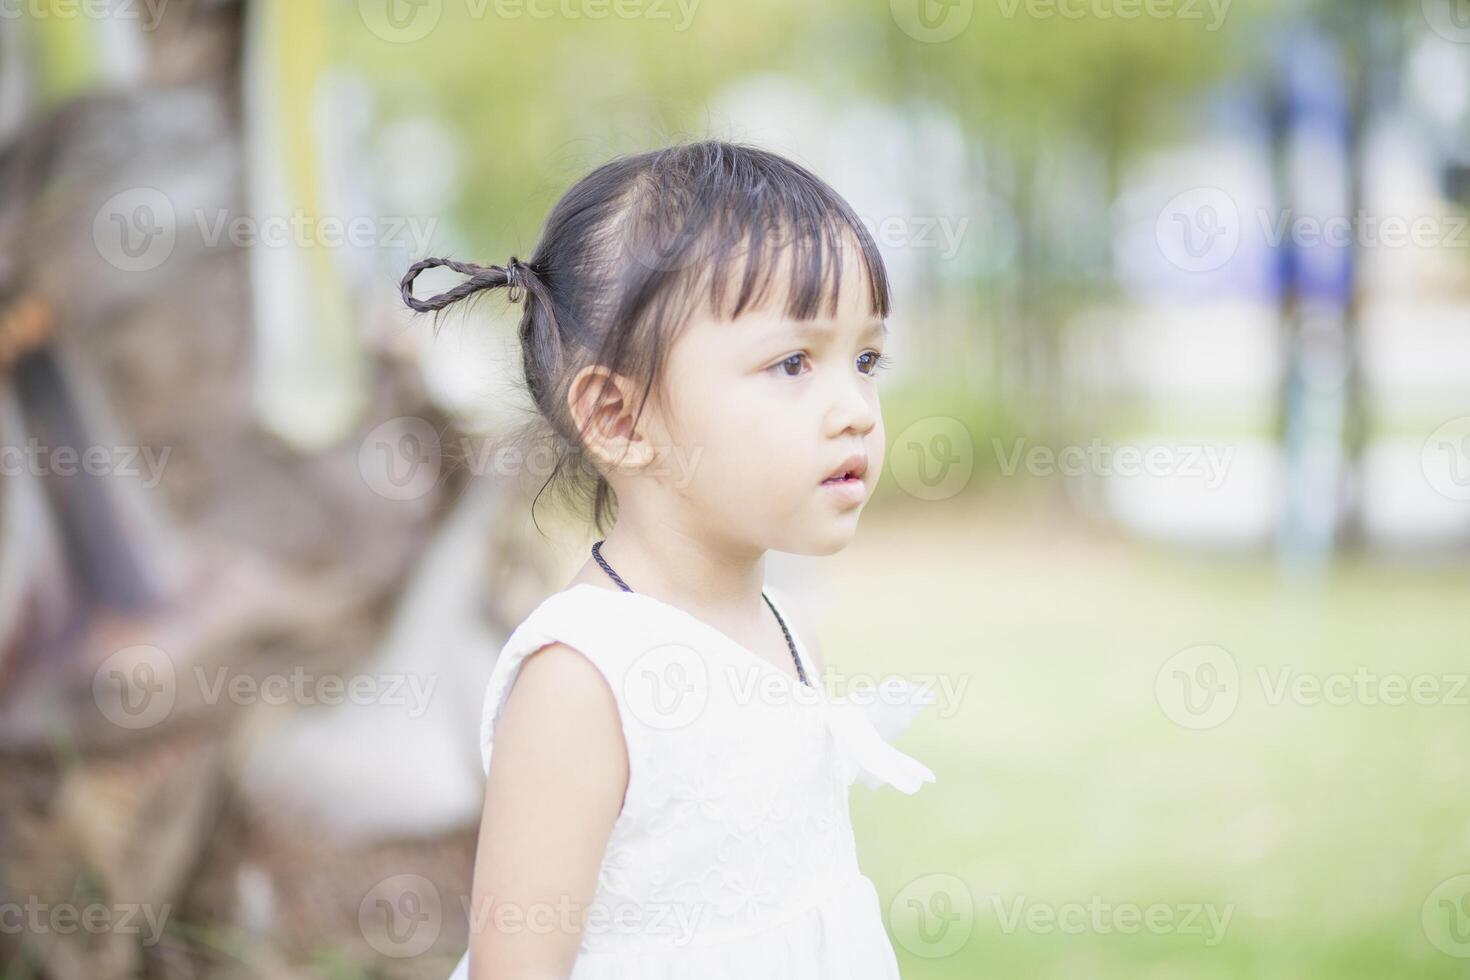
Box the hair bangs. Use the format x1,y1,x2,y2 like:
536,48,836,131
706,206,891,325
611,145,891,348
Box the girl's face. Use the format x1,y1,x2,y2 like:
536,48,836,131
639,238,887,557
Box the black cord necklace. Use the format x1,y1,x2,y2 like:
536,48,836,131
591,538,810,687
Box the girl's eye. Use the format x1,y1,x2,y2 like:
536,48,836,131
858,350,890,376
770,351,891,378
772,353,809,377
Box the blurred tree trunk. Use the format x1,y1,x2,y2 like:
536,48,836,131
0,3,520,977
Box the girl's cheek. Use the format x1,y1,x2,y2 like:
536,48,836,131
870,418,886,478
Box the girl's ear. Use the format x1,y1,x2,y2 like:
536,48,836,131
566,365,660,475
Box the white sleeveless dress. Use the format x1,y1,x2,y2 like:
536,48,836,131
447,582,937,980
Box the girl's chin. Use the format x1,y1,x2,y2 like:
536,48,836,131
788,520,863,557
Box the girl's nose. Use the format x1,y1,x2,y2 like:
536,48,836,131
824,374,878,437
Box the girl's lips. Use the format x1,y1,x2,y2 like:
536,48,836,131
820,475,867,506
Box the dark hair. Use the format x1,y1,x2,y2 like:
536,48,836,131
398,139,891,535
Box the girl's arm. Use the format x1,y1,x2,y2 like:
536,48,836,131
466,642,630,980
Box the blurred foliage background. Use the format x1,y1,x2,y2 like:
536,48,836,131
2,0,1469,977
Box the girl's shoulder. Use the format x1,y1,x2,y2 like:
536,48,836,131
475,584,668,776
503,583,663,664
476,581,832,777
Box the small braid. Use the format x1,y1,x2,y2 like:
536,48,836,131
399,256,532,313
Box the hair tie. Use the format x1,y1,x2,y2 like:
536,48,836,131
504,256,525,303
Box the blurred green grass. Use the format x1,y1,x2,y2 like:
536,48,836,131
826,502,1470,979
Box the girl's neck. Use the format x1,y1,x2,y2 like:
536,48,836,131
579,521,768,621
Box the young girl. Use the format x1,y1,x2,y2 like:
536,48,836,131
400,140,937,980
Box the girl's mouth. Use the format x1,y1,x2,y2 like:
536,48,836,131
820,452,869,506
820,473,867,506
